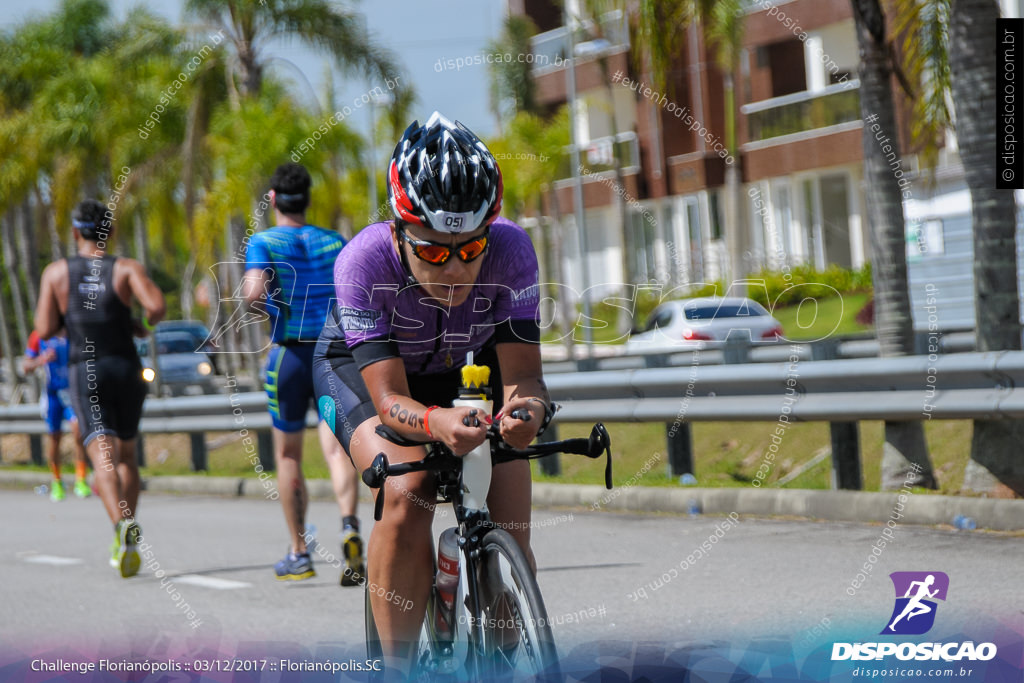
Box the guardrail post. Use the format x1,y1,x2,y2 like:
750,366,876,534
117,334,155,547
811,338,841,361
536,424,561,476
812,339,862,490
723,337,750,364
914,330,942,356
29,435,44,466
258,430,275,472
666,423,694,477
189,433,207,472
830,422,862,490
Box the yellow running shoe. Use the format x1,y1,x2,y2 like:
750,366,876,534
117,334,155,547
340,530,365,587
116,520,142,578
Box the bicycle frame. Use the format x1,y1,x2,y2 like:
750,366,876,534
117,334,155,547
362,422,612,675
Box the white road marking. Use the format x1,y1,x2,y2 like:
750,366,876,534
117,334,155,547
174,575,251,590
22,554,83,566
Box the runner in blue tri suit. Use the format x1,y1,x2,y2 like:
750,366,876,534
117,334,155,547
242,162,363,583
23,330,90,501
313,112,554,670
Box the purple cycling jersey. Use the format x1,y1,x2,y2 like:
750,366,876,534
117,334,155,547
317,218,540,375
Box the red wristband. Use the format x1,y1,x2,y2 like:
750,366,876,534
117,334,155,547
423,405,439,438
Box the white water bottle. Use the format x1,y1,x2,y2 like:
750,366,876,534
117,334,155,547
452,352,493,512
435,527,460,634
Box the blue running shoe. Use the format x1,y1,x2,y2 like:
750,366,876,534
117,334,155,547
274,551,315,581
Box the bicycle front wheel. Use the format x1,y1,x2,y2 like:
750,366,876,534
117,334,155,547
474,529,561,680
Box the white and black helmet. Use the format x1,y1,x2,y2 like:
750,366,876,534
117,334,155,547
388,111,503,234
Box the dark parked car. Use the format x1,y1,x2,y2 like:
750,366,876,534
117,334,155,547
155,319,221,373
137,331,217,396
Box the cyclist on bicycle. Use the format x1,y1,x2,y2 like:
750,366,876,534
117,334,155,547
313,112,553,669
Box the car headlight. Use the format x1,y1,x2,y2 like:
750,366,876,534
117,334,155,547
142,367,156,382
197,361,212,376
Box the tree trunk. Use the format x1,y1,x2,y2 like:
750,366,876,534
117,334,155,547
4,209,30,352
952,0,1024,497
133,214,149,270
851,0,935,489
35,185,63,262
182,255,196,321
18,200,39,306
0,211,22,402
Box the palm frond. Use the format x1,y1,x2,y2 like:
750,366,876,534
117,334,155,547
890,0,951,173
264,0,402,84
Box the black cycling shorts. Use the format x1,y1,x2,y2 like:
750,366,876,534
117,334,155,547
313,345,503,456
68,356,147,447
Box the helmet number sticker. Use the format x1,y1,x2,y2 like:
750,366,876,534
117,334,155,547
430,210,477,234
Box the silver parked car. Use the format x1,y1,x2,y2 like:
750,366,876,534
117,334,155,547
137,331,217,396
626,296,784,352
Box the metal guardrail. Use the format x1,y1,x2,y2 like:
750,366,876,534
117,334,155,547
541,331,976,374
548,351,1024,420
1,349,1013,489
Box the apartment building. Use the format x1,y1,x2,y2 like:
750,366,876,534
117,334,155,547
510,0,1018,329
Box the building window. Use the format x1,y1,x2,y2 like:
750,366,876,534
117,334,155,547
709,192,723,240
907,219,945,260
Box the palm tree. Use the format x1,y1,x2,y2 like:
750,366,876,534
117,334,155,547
949,0,1023,496
488,110,572,341
0,0,120,396
627,0,746,290
574,0,640,336
185,0,410,377
850,0,936,489
487,16,575,343
185,0,405,99
890,0,1022,496
488,14,540,132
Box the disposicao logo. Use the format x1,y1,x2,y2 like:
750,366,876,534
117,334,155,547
832,572,997,662
882,571,948,635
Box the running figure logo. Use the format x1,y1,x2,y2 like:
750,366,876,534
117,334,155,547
882,571,949,635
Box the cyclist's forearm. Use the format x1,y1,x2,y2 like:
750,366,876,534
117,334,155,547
377,394,430,438
502,376,551,410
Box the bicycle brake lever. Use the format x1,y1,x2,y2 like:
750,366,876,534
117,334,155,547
588,423,613,489
362,453,389,488
363,453,389,521
373,486,386,522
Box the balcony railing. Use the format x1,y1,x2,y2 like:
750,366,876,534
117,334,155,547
530,9,629,75
742,80,861,143
556,131,640,182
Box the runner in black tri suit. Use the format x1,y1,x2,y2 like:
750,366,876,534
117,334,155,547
35,198,166,578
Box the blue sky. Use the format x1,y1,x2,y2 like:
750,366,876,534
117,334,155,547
1,0,508,136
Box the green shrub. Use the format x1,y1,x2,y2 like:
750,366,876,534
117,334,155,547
742,264,872,309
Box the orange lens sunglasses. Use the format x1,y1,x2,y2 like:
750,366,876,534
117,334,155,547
398,225,490,266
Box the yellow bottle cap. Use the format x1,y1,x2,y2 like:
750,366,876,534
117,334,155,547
461,364,490,389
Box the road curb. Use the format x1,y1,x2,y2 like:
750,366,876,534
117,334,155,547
2,470,1021,531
